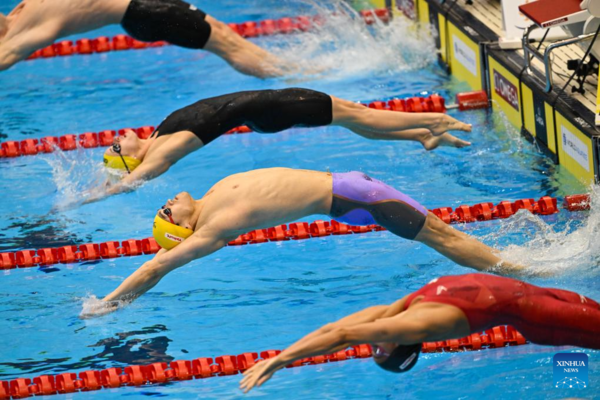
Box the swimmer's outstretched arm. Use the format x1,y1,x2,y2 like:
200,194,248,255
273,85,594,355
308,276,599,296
82,159,171,205
272,299,408,359
240,305,466,393
80,232,228,318
240,313,433,393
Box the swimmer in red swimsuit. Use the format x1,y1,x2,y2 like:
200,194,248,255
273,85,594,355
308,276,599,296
240,273,600,392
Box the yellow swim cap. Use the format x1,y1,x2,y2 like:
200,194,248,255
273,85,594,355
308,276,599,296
152,215,194,250
103,155,142,172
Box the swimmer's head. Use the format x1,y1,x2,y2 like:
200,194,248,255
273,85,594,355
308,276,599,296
372,342,421,373
103,130,143,173
153,192,196,249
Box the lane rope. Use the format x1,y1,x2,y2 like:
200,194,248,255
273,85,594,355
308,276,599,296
0,325,527,399
0,194,589,270
24,10,391,62
0,90,489,159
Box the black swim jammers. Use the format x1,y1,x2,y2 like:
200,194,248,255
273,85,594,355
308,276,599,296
121,0,211,49
154,88,334,145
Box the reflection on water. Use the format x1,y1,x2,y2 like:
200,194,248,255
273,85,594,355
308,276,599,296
0,214,86,252
0,325,173,377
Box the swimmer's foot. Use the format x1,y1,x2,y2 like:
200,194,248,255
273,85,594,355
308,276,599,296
421,131,471,151
429,114,472,136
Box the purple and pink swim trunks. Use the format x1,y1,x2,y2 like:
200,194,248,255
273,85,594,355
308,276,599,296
329,171,428,240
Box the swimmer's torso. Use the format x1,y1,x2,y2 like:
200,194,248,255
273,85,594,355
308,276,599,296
3,0,130,41
196,168,333,235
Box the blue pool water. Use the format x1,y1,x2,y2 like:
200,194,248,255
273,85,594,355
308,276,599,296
0,1,598,399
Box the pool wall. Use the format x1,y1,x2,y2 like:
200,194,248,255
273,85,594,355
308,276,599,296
368,0,600,187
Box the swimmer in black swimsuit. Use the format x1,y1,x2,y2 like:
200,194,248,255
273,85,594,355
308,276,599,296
85,88,472,204
0,0,287,77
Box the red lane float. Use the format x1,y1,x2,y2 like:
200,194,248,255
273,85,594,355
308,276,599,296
0,91,489,160
0,325,526,399
0,194,579,271
25,10,390,62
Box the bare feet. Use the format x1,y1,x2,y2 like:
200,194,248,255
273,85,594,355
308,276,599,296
429,114,472,136
421,131,471,150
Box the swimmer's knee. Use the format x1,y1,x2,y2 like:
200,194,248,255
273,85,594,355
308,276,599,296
415,212,454,243
331,97,370,125
205,15,241,50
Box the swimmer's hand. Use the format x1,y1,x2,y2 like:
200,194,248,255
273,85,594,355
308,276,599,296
428,114,472,137
240,357,284,393
81,181,112,206
50,200,80,213
79,296,119,319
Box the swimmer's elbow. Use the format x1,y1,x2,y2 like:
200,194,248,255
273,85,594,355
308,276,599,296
0,52,17,71
139,263,167,286
337,326,385,345
332,327,352,346
0,45,26,71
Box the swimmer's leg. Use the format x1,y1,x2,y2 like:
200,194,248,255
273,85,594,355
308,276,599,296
330,96,472,138
349,126,471,150
414,213,525,274
203,16,293,78
120,0,290,78
514,295,600,349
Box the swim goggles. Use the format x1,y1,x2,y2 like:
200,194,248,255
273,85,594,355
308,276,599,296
112,143,131,174
373,345,391,357
161,205,176,224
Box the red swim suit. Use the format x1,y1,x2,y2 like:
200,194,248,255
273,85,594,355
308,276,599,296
404,273,600,349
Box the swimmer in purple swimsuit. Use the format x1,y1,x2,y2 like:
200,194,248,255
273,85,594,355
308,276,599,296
330,171,428,239
83,168,527,318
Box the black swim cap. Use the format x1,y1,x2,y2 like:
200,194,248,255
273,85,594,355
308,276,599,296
375,343,422,373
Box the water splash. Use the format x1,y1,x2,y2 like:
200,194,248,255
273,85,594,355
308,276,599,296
268,2,437,79
42,147,116,209
80,294,123,319
489,186,600,276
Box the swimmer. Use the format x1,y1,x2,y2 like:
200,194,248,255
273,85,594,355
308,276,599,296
240,273,600,392
0,0,289,76
82,168,524,318
86,88,471,204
